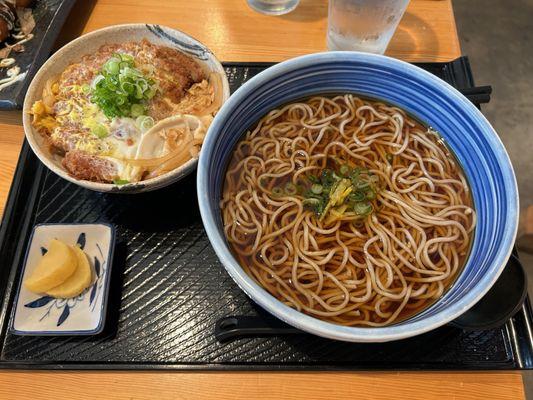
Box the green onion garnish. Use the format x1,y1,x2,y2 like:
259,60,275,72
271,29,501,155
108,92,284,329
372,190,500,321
311,184,323,194
339,164,351,176
350,190,366,202
105,61,120,75
354,180,370,189
90,53,156,119
303,198,324,215
285,183,297,195
308,175,319,184
272,187,283,197
113,179,129,185
304,165,380,222
91,123,108,138
354,202,373,216
130,103,145,117
303,198,320,206
136,115,155,131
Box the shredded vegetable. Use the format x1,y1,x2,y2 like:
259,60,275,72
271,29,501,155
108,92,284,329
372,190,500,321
264,165,381,223
302,166,381,221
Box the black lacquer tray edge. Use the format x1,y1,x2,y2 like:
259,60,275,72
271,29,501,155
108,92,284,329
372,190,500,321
0,57,532,371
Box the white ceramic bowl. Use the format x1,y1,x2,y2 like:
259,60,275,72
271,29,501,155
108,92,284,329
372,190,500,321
23,24,230,193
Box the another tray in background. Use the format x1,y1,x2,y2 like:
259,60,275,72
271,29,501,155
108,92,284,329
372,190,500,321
0,0,78,110
0,58,531,370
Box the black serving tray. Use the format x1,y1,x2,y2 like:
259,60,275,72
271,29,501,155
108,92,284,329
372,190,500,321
0,58,532,370
0,0,78,110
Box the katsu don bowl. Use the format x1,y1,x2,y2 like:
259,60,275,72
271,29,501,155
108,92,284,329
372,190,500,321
23,24,230,193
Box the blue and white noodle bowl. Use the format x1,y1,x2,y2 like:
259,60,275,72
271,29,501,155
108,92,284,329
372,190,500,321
198,52,518,342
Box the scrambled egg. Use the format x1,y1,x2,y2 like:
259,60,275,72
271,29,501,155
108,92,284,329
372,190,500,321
35,84,150,182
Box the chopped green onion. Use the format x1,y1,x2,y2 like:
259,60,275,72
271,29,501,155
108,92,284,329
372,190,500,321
353,220,364,228
81,84,90,94
355,180,370,189
105,61,120,75
331,171,342,181
136,115,155,131
113,179,129,185
135,85,144,99
91,123,108,138
130,104,145,117
119,53,134,62
350,167,367,178
303,198,320,209
91,75,105,89
90,53,156,119
386,153,393,162
366,189,376,200
354,202,373,216
339,164,351,176
321,169,336,186
303,198,320,205
304,164,379,221
308,175,319,184
350,190,366,202
311,184,323,195
120,81,135,94
285,183,297,195
272,187,283,197
145,88,156,99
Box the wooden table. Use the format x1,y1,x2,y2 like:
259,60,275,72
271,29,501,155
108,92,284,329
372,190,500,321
0,1,525,399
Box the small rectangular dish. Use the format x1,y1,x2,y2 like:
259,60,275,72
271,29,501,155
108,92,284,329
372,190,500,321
10,223,115,335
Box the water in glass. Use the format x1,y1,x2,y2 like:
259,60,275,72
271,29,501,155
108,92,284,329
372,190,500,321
247,0,300,15
327,0,410,54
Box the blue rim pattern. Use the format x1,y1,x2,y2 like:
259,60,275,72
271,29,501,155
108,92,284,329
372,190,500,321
197,52,519,342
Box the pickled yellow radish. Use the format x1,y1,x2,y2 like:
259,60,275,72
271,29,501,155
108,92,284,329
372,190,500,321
47,245,93,298
24,239,77,293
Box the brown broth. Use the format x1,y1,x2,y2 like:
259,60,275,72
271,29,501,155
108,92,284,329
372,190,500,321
220,94,475,327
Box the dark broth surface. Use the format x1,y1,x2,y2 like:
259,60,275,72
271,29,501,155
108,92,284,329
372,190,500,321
220,94,475,327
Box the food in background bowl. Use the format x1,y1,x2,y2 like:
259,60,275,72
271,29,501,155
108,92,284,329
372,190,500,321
29,39,223,184
221,94,476,327
23,24,230,193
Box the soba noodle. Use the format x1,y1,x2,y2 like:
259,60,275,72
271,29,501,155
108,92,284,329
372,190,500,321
221,94,476,327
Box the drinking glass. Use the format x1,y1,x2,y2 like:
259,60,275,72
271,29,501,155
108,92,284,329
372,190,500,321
327,0,410,54
247,0,300,15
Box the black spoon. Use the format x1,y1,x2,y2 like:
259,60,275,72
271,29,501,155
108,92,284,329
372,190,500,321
215,254,527,342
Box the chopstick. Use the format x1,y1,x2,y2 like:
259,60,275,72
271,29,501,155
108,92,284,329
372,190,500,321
458,85,492,105
459,85,492,95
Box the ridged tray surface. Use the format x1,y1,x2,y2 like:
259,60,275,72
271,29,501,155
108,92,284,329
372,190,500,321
0,61,530,369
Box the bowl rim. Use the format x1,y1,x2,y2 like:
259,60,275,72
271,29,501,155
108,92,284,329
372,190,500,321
22,23,230,192
198,51,519,342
